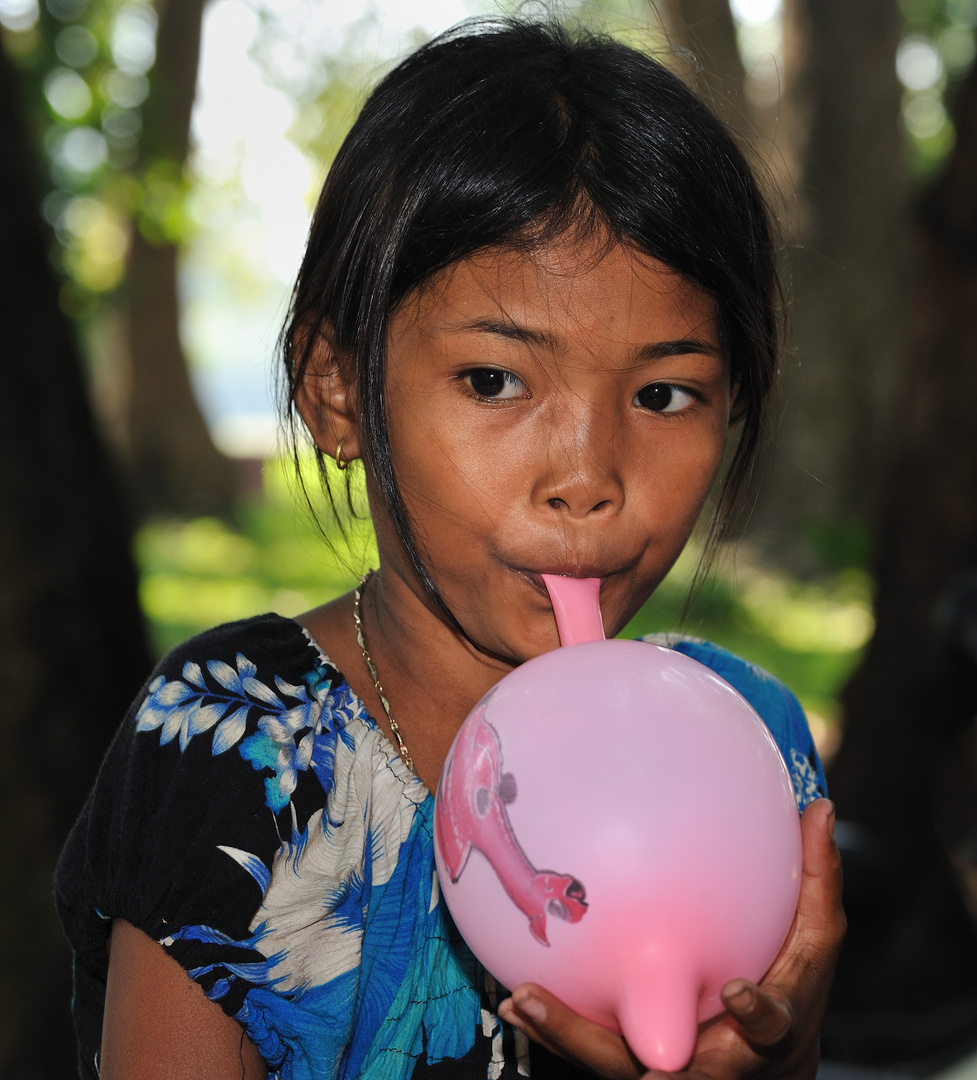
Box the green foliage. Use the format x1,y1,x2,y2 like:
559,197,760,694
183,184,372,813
803,517,872,573
136,457,378,654
136,463,870,742
2,0,195,320
897,0,977,174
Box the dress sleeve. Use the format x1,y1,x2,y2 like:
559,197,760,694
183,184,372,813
55,614,330,1074
644,635,827,810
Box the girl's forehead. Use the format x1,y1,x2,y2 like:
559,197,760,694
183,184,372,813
402,236,717,341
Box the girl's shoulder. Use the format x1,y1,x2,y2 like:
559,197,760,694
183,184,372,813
57,612,433,1075
57,613,366,919
145,611,328,695
639,633,827,810
134,612,342,750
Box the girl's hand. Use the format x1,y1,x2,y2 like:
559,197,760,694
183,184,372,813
497,799,845,1080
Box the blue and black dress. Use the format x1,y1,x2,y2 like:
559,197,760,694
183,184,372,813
56,613,825,1080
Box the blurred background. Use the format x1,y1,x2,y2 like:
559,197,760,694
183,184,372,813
2,0,977,1075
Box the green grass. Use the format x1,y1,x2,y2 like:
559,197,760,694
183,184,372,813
135,459,872,742
136,457,378,652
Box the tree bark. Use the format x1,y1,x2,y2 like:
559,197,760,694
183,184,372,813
123,0,238,516
746,0,908,573
656,0,750,136
824,60,977,1065
833,60,977,845
0,44,152,1078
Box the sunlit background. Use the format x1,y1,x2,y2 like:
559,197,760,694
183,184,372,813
2,0,975,748
4,0,971,454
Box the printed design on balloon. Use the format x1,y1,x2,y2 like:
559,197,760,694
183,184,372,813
435,697,588,946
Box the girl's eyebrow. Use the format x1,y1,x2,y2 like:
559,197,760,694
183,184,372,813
453,317,549,347
446,319,721,363
635,338,723,361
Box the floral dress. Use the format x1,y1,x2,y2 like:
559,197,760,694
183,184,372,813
56,614,825,1080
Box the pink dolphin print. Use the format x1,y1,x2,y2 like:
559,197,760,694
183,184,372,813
435,702,587,945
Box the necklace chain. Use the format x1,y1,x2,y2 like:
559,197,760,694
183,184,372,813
353,570,414,773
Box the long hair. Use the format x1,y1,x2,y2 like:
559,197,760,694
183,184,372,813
282,18,781,617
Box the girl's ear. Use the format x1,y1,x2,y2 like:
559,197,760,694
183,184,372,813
294,327,362,467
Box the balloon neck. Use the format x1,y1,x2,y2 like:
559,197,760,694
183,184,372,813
541,575,606,646
616,960,701,1073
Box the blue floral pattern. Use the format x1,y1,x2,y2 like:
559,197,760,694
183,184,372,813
134,651,344,812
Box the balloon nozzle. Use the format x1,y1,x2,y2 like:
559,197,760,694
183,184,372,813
541,575,606,646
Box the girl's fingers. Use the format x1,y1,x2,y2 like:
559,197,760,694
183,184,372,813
764,799,846,993
719,980,793,1047
499,984,644,1080
795,798,846,950
702,798,844,1080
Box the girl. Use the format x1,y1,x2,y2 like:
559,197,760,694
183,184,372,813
57,19,844,1080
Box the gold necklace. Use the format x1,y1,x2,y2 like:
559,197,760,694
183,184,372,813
353,570,415,773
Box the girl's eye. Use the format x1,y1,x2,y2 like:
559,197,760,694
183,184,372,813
634,382,697,414
462,368,526,400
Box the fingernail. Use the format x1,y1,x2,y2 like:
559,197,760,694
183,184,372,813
826,800,836,840
725,983,755,1011
513,990,547,1024
498,998,522,1028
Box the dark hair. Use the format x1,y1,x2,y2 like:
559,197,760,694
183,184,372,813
282,17,781,613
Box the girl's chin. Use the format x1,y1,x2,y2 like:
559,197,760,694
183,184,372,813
451,615,564,668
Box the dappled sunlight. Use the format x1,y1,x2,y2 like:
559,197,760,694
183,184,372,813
60,195,129,292
138,517,257,577
136,458,378,653
736,570,874,653
141,573,273,634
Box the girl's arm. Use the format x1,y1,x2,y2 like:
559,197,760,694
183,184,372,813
499,798,845,1080
100,920,268,1080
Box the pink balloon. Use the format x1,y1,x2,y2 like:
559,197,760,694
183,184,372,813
434,635,801,1072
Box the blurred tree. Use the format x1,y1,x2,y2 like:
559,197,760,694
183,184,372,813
122,0,239,515
824,55,977,1065
0,39,151,1079
748,0,908,573
657,0,750,133
652,0,908,574
2,0,238,519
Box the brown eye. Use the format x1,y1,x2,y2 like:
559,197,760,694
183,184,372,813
463,368,526,400
635,383,695,413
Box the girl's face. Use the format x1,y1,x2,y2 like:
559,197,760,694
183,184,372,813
373,234,730,662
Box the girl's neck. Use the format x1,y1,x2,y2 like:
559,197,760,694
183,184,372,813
297,568,511,791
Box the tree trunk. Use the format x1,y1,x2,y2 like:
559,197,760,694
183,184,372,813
833,58,977,847
746,0,907,573
123,0,238,516
656,0,750,136
823,60,977,1065
0,45,152,1078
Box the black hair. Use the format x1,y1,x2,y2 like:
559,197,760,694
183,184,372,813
282,17,781,617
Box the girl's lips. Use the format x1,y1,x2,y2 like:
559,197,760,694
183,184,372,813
524,570,608,597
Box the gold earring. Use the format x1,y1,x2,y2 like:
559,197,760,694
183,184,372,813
334,437,349,471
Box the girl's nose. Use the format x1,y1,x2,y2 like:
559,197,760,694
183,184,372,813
531,412,625,519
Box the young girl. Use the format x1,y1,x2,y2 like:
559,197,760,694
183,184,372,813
56,19,844,1080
